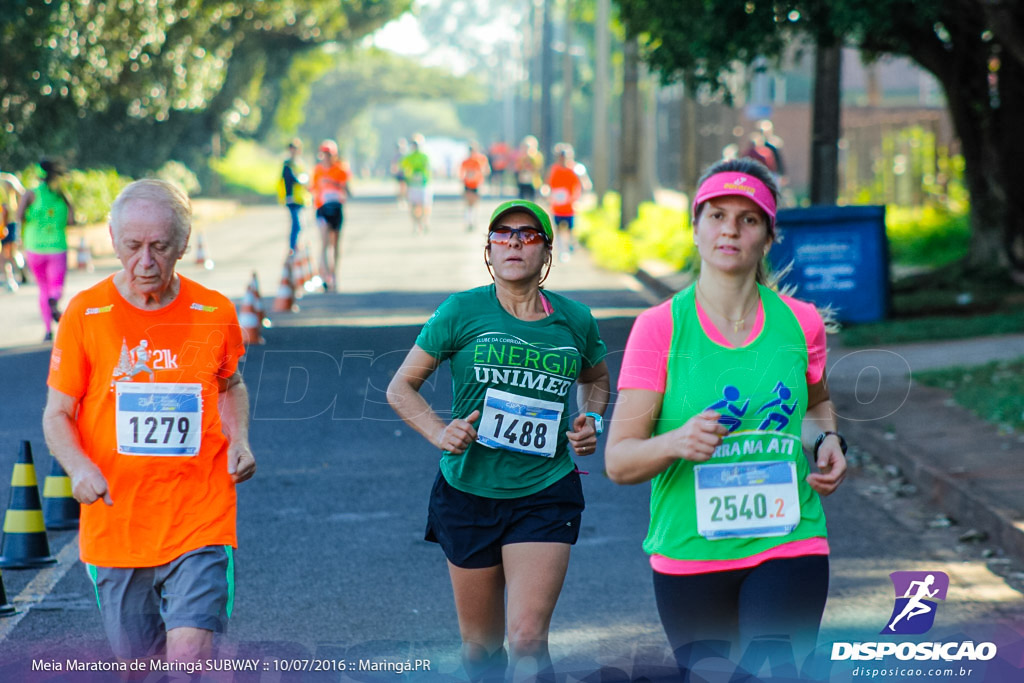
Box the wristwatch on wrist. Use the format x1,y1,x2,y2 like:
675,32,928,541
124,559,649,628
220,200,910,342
585,412,604,436
814,431,847,457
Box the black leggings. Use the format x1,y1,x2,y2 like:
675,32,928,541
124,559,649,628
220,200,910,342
654,555,829,676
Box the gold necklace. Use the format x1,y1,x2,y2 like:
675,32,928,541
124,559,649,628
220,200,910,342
697,281,760,333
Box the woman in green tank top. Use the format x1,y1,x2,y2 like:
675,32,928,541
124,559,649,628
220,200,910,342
17,158,76,341
605,158,848,674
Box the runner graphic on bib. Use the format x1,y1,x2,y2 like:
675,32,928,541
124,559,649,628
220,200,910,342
110,337,201,456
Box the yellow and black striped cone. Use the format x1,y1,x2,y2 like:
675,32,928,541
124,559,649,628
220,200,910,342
43,456,79,530
0,570,15,616
0,441,57,568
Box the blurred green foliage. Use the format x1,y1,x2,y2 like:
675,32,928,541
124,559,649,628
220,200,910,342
62,168,133,225
578,193,696,272
0,0,410,179
208,141,280,198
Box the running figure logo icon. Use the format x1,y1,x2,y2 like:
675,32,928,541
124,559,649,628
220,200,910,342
881,571,949,635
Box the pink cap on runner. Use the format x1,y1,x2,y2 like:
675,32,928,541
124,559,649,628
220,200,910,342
692,172,777,227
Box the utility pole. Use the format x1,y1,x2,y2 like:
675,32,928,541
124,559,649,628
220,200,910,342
540,0,554,161
620,36,641,231
561,0,574,145
592,0,610,201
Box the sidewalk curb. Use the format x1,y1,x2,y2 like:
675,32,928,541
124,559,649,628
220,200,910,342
851,422,1024,563
633,268,677,301
628,267,1024,565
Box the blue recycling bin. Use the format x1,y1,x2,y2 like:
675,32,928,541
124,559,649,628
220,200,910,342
767,205,889,323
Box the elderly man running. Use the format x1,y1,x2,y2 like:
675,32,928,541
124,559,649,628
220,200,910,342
42,179,256,667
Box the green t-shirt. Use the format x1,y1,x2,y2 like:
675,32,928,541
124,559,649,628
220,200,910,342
23,183,69,254
401,151,430,187
415,285,607,498
645,285,828,561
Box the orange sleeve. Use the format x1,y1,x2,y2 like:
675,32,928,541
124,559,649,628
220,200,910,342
47,295,90,399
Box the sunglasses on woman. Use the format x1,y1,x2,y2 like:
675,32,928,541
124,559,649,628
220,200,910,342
488,226,547,245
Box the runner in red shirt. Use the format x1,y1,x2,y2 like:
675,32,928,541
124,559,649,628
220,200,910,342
487,140,510,197
312,139,352,291
459,142,491,232
545,144,587,261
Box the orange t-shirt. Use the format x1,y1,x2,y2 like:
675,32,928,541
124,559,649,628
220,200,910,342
312,161,350,208
547,164,583,217
47,275,245,568
488,142,510,171
460,153,490,189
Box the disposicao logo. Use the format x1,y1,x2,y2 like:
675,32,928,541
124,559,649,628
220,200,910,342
883,570,948,635
831,570,997,663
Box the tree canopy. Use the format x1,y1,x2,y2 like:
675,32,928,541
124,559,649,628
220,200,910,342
615,0,1024,274
0,0,410,175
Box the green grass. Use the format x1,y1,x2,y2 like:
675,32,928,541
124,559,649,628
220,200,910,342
841,309,1024,347
885,204,970,267
916,357,1024,434
209,140,280,198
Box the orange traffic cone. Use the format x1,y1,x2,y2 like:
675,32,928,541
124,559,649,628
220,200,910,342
0,570,16,616
194,233,214,270
273,256,297,313
0,441,57,568
42,456,79,530
237,285,264,344
292,246,308,298
249,271,271,329
300,243,323,293
75,236,93,272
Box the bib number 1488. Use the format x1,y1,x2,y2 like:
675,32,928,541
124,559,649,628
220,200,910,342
490,413,548,451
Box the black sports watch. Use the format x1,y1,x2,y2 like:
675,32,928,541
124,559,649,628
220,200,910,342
585,412,604,436
814,431,847,457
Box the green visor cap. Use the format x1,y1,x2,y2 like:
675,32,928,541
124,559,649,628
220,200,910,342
488,200,553,242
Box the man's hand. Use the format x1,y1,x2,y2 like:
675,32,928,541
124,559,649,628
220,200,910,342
70,462,113,506
227,442,256,484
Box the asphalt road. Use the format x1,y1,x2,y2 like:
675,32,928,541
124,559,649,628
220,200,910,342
0,196,1021,681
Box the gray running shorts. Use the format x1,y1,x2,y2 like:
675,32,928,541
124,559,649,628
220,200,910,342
86,545,235,659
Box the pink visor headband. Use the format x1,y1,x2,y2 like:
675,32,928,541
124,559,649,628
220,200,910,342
692,172,777,226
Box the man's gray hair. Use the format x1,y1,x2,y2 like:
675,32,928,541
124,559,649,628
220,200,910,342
109,179,191,250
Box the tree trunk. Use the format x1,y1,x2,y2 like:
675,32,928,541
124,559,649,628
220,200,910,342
915,21,1022,272
810,34,841,205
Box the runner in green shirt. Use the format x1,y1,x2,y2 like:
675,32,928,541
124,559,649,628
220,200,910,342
400,134,432,235
388,200,610,682
605,158,847,675
17,158,76,341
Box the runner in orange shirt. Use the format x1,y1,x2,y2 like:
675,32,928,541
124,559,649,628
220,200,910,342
459,142,491,232
545,143,586,261
42,179,256,665
312,139,352,292
487,140,511,197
